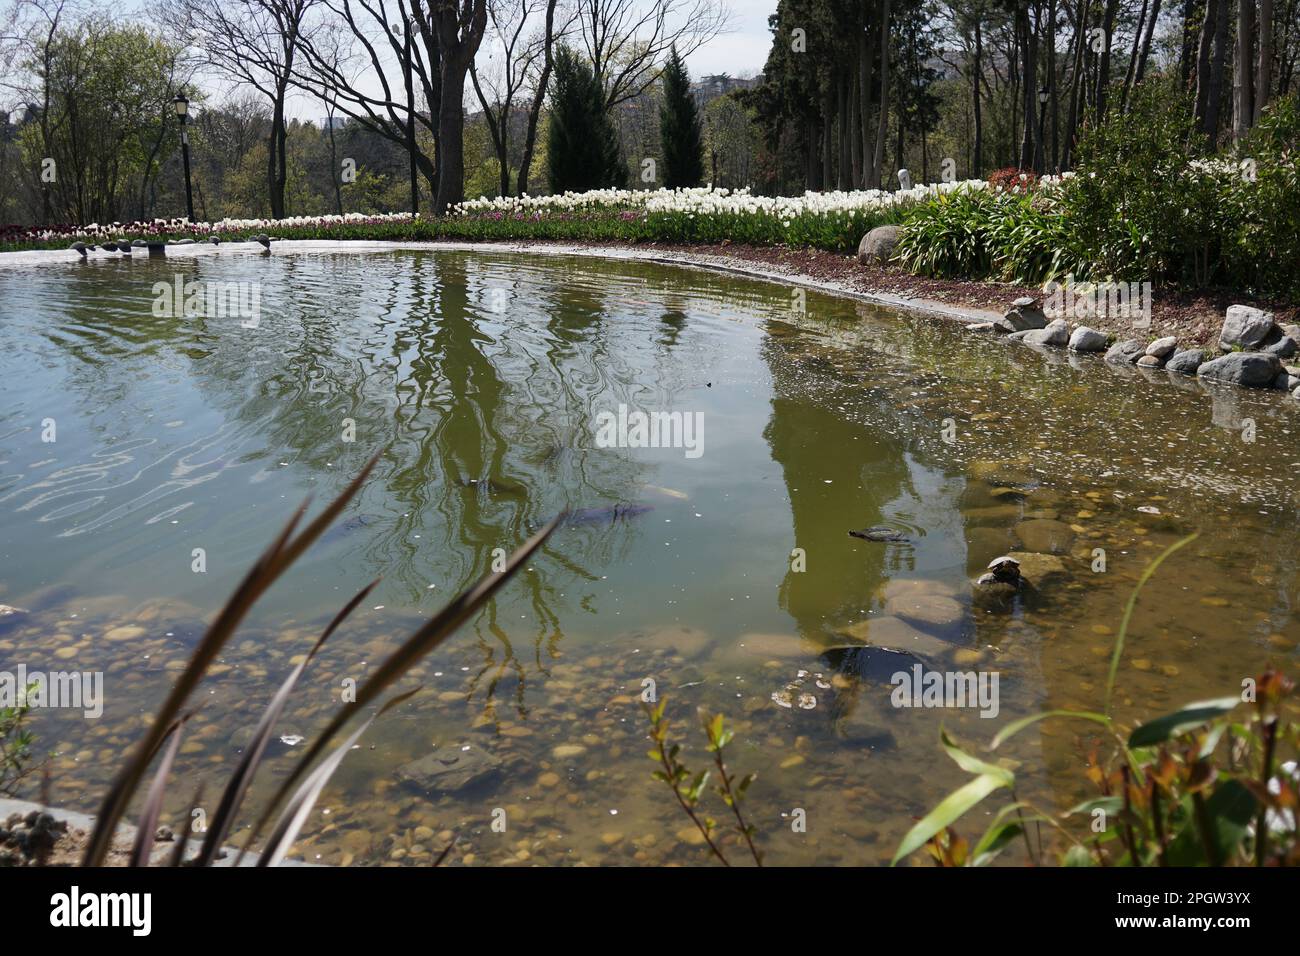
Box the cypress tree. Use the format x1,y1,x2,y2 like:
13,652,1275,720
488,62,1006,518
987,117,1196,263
548,45,627,193
659,46,705,188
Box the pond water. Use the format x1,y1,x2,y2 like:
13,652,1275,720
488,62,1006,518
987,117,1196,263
1,245,1298,866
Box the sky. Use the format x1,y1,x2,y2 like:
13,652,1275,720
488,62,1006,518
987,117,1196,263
112,0,778,121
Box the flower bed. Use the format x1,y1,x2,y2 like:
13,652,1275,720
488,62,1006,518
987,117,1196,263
0,182,986,255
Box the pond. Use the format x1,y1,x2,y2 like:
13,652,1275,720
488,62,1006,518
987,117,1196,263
1,244,1297,865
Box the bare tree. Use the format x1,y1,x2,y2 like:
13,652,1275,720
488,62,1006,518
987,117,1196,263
469,0,550,196
289,0,441,201
576,0,729,110
177,0,320,218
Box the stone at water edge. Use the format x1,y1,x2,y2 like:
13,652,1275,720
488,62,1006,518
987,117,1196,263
1263,332,1298,359
1273,371,1300,391
1196,352,1282,388
998,296,1048,332
857,224,901,265
1146,336,1179,359
1022,318,1069,347
1104,339,1145,364
1165,348,1207,374
1136,354,1163,368
1219,304,1277,352
1068,326,1108,352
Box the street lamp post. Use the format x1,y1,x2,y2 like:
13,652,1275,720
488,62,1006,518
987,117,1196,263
403,18,418,216
1036,86,1050,175
173,92,195,222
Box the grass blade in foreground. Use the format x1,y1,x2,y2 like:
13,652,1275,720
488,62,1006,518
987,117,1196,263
83,454,380,866
239,514,564,861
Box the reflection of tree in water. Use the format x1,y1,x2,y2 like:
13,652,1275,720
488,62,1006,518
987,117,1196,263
175,251,671,716
759,327,915,736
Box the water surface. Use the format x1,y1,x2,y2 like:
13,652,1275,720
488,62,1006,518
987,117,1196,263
1,247,1297,865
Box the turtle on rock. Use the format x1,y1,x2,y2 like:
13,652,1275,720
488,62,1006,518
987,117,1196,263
973,556,1030,606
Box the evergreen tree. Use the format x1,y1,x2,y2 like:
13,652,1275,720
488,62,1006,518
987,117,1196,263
548,45,627,193
659,46,705,187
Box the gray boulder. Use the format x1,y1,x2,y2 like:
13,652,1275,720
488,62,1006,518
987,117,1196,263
1104,339,1145,364
1166,348,1207,374
1022,318,1069,347
1219,304,1277,352
1068,326,1108,352
998,296,1048,332
1137,354,1163,367
1274,371,1300,391
857,225,902,265
1197,351,1282,388
1263,330,1298,359
1146,335,1179,359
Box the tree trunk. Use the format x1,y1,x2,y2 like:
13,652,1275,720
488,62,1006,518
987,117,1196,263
871,0,891,189
858,20,873,188
1018,3,1037,170
518,0,558,196
972,17,984,177
1195,0,1215,126
1255,0,1274,122
1180,0,1199,87
1233,0,1255,138
1136,0,1162,84
436,62,468,214
1096,0,1119,118
1205,0,1230,139
1122,0,1150,110
1064,0,1092,169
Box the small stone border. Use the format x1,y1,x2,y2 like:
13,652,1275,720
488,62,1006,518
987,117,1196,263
968,298,1300,398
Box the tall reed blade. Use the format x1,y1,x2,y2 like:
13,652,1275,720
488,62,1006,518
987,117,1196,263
128,715,189,867
83,453,381,866
195,580,378,867
239,513,564,860
258,690,419,867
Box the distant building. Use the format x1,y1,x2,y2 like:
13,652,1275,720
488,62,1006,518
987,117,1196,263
321,115,349,130
691,74,761,106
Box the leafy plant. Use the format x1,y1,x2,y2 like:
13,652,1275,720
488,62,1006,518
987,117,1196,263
645,699,762,866
894,533,1300,867
0,684,42,796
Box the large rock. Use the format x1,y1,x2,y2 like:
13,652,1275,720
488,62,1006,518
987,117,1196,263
1197,351,1282,388
1005,551,1070,588
1262,329,1298,359
1104,339,1145,364
1219,304,1277,352
1014,518,1075,554
1166,348,1207,374
998,296,1048,332
1068,326,1108,352
1022,318,1069,347
857,225,902,265
1146,336,1179,359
